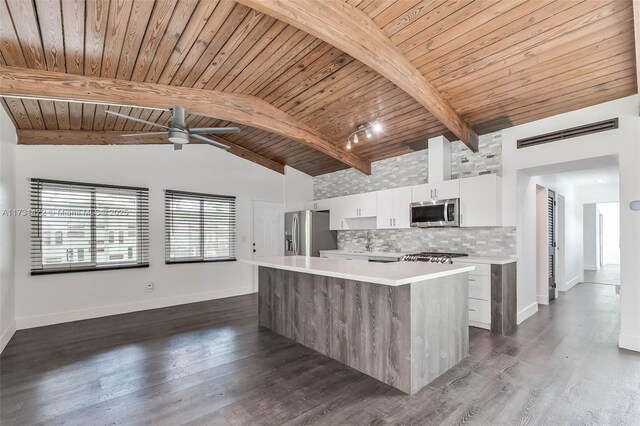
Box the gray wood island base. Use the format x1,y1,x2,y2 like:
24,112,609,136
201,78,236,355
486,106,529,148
258,266,469,394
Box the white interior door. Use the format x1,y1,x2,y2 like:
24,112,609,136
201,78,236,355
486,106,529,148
253,201,283,258
253,201,283,292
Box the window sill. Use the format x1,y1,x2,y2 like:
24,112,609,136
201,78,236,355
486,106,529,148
31,263,149,276
165,258,237,265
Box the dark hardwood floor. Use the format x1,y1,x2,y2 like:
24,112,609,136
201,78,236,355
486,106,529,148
1,282,639,425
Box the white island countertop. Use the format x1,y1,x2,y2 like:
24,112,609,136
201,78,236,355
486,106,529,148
243,256,474,286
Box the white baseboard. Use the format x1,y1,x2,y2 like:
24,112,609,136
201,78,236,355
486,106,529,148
584,265,599,271
619,333,640,352
469,320,490,330
517,302,538,325
16,286,254,330
559,275,581,292
536,295,549,305
0,320,16,353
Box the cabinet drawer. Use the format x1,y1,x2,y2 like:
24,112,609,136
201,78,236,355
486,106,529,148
468,275,490,301
468,298,490,323
456,262,490,276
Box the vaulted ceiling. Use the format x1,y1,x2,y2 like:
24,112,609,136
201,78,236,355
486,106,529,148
0,0,637,176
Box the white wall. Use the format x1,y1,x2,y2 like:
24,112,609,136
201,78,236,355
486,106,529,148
0,107,16,352
14,144,285,329
284,165,313,212
502,95,640,352
583,204,599,270
599,202,620,265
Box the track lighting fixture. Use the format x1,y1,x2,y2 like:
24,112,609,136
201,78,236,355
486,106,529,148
346,121,382,149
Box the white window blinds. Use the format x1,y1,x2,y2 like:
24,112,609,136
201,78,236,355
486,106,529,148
30,179,149,274
165,190,236,263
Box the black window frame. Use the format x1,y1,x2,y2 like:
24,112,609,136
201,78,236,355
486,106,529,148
30,178,150,275
164,189,237,265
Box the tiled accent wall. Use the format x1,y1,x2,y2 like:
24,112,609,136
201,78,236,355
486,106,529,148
314,132,502,199
338,227,516,257
451,132,502,179
313,132,515,256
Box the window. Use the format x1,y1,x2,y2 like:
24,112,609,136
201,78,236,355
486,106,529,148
165,190,236,263
31,179,149,274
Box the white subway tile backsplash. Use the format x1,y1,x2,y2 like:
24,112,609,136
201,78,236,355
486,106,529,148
338,227,516,257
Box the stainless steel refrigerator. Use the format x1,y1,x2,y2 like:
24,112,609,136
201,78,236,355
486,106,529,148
285,210,337,257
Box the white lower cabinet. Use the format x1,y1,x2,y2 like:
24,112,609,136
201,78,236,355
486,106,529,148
468,298,491,326
455,261,492,330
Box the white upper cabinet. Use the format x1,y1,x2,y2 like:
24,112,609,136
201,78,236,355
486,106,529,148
377,187,412,229
459,174,502,227
328,193,377,230
305,198,332,211
393,187,412,228
376,189,394,229
342,192,377,218
329,197,345,230
411,180,460,202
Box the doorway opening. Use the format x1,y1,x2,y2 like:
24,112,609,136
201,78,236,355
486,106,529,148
524,156,620,307
583,202,620,287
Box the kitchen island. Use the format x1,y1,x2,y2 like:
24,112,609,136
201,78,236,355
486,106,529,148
244,256,474,394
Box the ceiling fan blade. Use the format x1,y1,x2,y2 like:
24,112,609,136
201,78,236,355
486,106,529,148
189,127,241,135
189,134,230,150
121,132,167,137
106,110,170,129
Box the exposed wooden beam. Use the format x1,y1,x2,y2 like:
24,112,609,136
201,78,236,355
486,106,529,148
0,66,370,174
634,0,640,114
236,0,478,152
201,134,285,174
17,130,285,174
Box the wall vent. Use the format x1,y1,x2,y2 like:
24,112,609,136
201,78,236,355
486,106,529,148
517,118,618,149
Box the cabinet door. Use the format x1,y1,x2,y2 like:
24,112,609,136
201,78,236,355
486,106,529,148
393,186,412,228
341,194,360,218
411,183,433,202
459,174,501,227
357,192,377,217
432,179,460,199
305,198,332,211
376,189,394,229
329,197,345,230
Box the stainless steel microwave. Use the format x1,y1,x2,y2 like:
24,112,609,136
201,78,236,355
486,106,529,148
410,198,460,228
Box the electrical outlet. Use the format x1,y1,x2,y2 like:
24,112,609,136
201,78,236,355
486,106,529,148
145,281,154,292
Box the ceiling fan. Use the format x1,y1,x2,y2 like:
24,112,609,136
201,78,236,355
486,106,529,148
105,105,240,150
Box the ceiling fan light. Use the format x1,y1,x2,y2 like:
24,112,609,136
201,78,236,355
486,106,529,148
365,128,372,139
373,122,382,133
168,129,188,144
347,140,352,150
353,133,359,144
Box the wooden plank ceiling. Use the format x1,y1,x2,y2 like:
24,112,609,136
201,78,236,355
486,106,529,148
0,0,636,176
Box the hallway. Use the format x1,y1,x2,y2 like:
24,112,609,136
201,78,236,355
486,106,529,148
584,264,621,286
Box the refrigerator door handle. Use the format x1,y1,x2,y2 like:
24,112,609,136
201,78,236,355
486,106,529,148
292,214,298,255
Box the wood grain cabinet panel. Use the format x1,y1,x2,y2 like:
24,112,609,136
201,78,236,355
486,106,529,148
258,266,469,394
